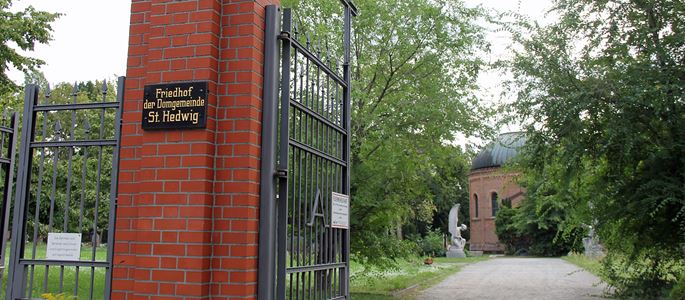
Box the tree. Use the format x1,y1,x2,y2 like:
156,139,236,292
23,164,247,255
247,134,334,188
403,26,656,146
424,145,473,241
0,0,59,96
506,0,685,297
282,0,491,265
495,160,585,257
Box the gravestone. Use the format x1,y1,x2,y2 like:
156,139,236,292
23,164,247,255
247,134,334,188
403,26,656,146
583,225,604,258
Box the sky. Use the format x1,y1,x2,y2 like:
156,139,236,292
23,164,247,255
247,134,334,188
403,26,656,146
7,0,555,84
7,0,131,84
7,0,555,141
466,0,556,135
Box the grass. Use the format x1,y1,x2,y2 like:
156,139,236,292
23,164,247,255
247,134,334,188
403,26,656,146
349,256,490,299
562,252,604,278
2,243,108,299
7,244,487,299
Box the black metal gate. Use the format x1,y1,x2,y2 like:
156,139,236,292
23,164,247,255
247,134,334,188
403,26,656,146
5,78,124,299
259,2,357,299
0,112,18,300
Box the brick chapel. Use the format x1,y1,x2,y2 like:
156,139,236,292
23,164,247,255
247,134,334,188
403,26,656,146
468,132,526,253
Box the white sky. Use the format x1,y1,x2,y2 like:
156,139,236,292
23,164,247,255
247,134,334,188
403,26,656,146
463,0,555,135
7,0,131,84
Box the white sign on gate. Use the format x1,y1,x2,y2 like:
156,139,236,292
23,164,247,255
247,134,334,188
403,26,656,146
46,233,82,261
331,192,349,229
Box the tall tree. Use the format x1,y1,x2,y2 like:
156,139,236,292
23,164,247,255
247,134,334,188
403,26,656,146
0,0,59,95
283,0,491,265
424,145,473,241
507,0,685,297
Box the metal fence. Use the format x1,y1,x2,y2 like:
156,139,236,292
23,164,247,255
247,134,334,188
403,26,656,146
5,78,124,299
260,2,357,299
0,112,18,300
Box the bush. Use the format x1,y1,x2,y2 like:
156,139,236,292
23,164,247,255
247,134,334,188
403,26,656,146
525,222,582,257
495,200,583,257
351,234,418,269
418,229,445,257
495,205,529,255
670,274,685,300
601,249,684,299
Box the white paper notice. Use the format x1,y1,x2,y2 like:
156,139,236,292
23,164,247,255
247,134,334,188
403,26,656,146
331,192,349,229
46,233,82,261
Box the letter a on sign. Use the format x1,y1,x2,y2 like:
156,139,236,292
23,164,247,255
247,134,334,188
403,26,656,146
307,188,328,227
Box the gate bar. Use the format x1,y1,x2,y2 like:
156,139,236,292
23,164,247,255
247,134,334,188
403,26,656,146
18,260,110,267
258,5,281,300
6,84,40,299
289,100,346,135
30,139,117,148
276,8,293,300
0,112,18,290
280,36,347,88
341,2,353,296
289,140,346,167
33,102,120,112
104,76,126,299
339,0,358,16
286,262,347,274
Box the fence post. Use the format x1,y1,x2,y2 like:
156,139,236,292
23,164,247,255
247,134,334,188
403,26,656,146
6,85,39,299
257,5,281,300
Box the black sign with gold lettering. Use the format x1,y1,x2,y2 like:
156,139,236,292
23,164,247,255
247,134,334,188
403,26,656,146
142,81,209,130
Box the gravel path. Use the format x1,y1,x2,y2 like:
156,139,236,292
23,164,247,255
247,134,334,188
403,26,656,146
416,257,609,300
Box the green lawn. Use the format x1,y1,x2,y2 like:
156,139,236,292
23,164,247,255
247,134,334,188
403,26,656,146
6,244,487,299
562,253,604,278
350,256,490,299
2,243,108,299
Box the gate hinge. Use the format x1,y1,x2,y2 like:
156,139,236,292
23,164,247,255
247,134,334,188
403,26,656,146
279,31,290,39
275,169,288,178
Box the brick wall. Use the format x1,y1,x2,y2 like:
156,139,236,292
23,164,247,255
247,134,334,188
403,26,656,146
113,1,278,299
468,168,524,253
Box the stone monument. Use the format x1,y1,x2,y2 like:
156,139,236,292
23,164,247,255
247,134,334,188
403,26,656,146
582,225,604,258
446,204,468,258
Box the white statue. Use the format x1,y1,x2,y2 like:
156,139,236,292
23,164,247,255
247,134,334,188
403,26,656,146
447,204,468,258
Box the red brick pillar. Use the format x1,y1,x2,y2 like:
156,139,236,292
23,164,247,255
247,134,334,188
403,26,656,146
113,1,278,299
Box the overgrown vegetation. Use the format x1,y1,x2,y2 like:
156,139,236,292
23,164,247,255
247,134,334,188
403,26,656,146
601,250,685,299
670,274,685,300
504,0,685,297
282,0,492,266
494,204,529,255
562,253,603,278
350,256,489,299
413,229,445,257
494,172,584,257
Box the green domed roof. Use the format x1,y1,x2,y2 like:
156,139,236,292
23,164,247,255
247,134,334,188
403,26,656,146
471,132,526,170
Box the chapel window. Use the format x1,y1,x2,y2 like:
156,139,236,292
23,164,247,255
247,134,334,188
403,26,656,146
474,194,479,218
